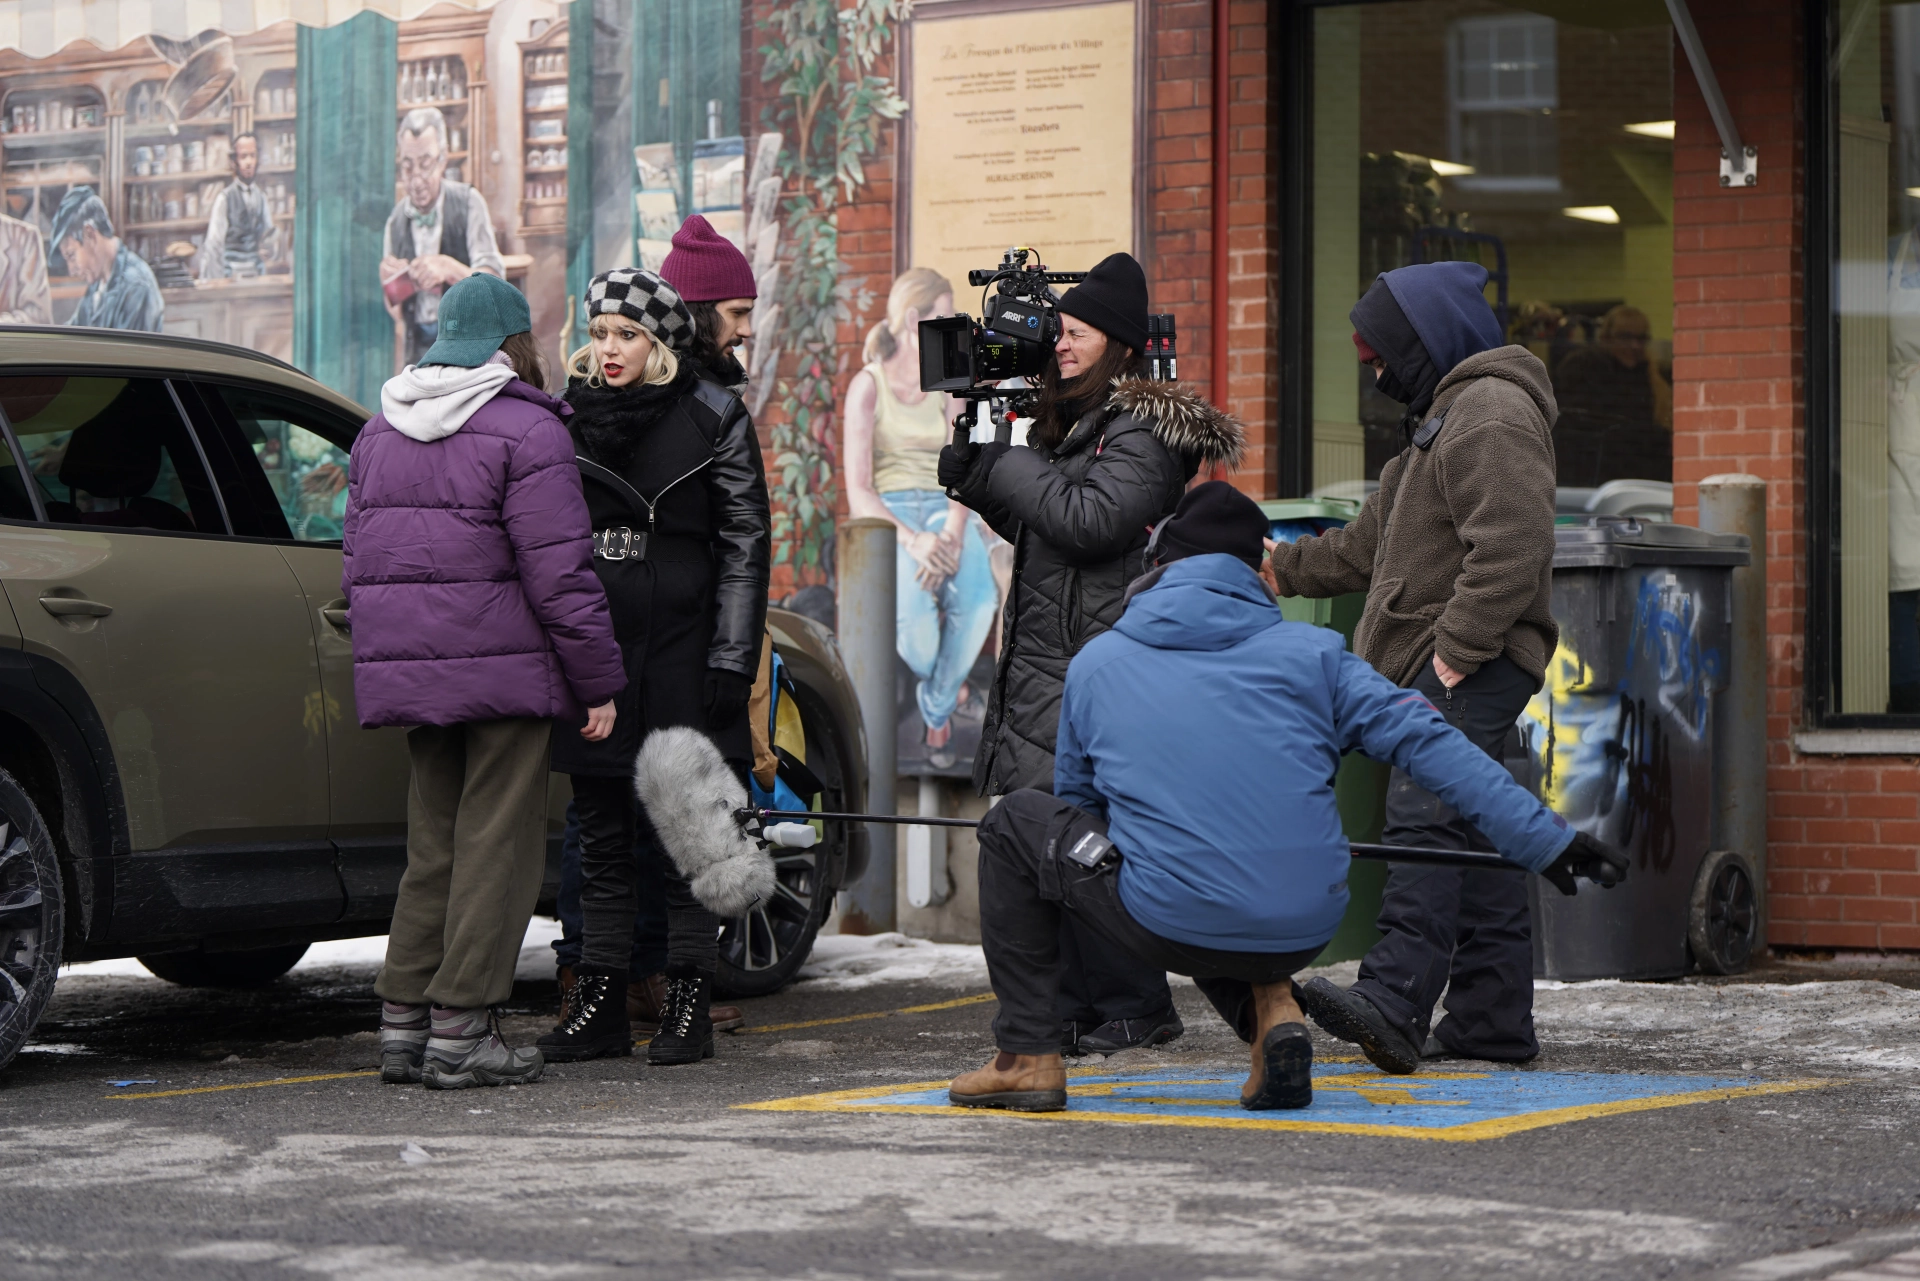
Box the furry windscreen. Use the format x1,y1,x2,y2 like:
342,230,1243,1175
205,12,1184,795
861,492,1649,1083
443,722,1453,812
633,727,776,918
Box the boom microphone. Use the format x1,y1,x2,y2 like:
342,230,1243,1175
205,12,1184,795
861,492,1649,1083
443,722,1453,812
634,727,777,917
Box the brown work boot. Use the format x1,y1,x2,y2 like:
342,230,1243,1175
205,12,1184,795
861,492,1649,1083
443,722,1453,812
631,971,744,1034
1240,979,1313,1111
949,1052,1067,1112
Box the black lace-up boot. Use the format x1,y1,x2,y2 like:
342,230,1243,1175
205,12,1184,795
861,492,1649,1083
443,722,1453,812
646,968,715,1066
535,966,630,1062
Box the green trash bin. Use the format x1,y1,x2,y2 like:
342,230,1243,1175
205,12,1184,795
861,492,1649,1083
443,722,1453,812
1259,497,1389,964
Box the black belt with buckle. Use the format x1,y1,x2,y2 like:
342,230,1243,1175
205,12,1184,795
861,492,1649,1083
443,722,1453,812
591,528,711,562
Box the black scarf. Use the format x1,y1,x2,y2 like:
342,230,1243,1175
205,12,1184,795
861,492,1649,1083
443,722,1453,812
685,344,748,393
564,367,697,472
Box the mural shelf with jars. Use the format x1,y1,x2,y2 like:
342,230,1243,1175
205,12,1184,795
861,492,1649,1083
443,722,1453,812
395,11,489,195
1,86,107,247
517,18,568,235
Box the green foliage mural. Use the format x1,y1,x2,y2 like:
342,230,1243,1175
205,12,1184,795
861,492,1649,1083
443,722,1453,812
756,0,908,580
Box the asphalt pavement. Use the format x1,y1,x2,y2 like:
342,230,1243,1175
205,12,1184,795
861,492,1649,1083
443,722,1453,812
1,935,1917,1281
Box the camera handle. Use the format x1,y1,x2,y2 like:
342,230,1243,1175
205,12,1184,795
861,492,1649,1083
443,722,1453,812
951,405,979,462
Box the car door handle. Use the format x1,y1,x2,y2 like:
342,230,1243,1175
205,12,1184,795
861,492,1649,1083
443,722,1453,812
38,595,112,619
319,605,351,632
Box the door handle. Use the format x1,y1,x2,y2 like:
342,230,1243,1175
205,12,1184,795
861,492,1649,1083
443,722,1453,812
38,595,112,619
319,604,351,632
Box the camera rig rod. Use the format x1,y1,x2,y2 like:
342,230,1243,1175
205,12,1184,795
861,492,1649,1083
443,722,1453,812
737,808,1527,872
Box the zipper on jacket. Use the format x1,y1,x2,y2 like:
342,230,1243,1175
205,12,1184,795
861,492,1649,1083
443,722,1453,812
638,456,713,531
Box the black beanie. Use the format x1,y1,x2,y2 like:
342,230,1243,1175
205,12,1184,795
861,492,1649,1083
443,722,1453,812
1151,480,1269,570
1057,252,1149,354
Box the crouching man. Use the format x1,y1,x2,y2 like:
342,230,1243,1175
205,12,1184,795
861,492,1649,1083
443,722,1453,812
949,483,1626,1114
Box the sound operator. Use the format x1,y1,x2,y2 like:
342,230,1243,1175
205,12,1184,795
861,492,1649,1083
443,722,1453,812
937,251,1242,1058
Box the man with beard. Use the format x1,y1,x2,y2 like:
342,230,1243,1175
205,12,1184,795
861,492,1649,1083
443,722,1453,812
380,106,504,367
1265,261,1560,1075
199,132,281,279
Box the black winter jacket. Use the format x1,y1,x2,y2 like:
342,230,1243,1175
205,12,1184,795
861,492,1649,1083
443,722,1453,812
550,369,770,775
949,378,1244,794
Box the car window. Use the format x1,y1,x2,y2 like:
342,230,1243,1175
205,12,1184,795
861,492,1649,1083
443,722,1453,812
0,424,37,522
203,385,357,543
0,376,226,535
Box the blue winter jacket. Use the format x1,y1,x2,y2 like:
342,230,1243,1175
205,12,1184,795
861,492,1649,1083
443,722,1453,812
1054,555,1575,952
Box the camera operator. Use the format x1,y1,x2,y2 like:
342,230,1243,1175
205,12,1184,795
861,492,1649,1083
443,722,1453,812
938,252,1243,1057
948,483,1627,1113
1264,261,1560,1075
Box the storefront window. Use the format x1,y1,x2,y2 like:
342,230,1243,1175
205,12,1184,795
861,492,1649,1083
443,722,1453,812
1302,1,1675,511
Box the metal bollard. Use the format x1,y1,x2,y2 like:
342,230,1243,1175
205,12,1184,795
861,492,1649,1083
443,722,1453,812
1698,474,1769,940
836,518,897,933
906,774,951,908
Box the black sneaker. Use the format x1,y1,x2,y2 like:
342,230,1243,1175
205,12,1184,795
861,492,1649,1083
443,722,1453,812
535,967,631,1062
647,971,715,1066
1241,1021,1313,1111
1076,1009,1184,1056
1296,977,1420,1075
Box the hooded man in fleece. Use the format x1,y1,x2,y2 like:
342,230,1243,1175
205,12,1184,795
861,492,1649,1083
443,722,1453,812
1266,261,1563,1075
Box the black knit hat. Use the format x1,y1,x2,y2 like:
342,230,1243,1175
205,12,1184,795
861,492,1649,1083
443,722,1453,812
1057,252,1149,354
1150,480,1270,570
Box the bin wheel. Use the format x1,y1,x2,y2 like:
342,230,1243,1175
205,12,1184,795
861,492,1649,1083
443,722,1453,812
1688,849,1757,975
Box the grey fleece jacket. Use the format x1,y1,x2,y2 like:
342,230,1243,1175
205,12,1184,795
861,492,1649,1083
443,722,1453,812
1268,345,1559,689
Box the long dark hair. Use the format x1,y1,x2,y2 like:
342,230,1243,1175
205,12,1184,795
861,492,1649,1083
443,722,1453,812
1029,339,1146,450
684,300,747,385
498,331,548,391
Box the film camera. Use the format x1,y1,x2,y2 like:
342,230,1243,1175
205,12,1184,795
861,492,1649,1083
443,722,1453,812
919,247,1178,460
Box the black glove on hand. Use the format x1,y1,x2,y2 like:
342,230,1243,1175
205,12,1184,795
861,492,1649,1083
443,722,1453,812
975,440,1012,479
937,444,973,490
704,668,752,730
1540,830,1631,897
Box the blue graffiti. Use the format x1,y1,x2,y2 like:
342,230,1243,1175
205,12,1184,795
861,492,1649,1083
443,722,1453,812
1624,575,1726,738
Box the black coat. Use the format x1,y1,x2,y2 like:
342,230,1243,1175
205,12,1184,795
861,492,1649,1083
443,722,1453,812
949,378,1244,795
550,369,771,776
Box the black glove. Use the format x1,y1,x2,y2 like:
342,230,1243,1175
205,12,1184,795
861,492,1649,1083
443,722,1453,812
1540,830,1630,897
704,668,752,729
975,440,1012,480
937,444,973,490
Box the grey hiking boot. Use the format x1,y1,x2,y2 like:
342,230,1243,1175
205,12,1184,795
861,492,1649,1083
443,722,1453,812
379,1000,429,1084
422,1005,544,1090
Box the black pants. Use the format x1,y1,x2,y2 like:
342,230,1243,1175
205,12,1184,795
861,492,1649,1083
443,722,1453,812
570,773,718,975
1352,655,1538,1060
978,790,1324,1055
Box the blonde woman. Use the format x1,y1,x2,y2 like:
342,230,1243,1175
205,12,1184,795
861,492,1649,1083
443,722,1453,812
538,268,770,1068
844,267,998,766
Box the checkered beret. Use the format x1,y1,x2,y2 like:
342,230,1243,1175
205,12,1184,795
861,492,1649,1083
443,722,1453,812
585,268,695,351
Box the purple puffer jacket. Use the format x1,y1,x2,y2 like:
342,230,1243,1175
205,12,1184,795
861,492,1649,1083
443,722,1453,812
342,375,626,728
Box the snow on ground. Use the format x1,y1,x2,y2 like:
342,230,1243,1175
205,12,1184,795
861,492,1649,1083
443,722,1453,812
1531,976,1920,1073
59,917,568,985
794,932,989,991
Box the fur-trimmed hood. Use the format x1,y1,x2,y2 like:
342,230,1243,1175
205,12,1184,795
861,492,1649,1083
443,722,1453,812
1107,378,1246,470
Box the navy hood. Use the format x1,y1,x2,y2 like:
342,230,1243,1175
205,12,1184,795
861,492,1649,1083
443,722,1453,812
1351,261,1504,421
1115,555,1281,652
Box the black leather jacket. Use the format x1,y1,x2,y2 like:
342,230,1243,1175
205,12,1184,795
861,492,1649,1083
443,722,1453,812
552,371,770,775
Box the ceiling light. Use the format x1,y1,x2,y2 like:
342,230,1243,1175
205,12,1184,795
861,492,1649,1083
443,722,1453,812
1563,205,1621,224
1428,159,1476,176
1625,120,1676,140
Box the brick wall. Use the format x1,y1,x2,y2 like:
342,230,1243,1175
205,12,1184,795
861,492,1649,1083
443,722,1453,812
1670,0,1918,952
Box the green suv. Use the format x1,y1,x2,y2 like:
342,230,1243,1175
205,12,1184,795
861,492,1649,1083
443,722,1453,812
0,328,868,1071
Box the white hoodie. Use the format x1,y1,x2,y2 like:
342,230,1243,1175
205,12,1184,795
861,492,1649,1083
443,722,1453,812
380,350,516,442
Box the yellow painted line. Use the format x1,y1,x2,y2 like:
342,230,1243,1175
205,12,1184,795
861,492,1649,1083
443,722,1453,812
105,1070,379,1100
741,990,998,1034
737,1073,1842,1141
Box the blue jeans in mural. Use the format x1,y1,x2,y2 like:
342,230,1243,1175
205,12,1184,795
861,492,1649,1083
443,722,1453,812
883,489,1000,732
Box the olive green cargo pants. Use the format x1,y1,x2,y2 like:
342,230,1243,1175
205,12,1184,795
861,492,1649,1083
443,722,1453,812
375,718,554,1010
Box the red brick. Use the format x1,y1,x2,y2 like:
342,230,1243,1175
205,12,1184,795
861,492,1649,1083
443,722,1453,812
1843,897,1916,924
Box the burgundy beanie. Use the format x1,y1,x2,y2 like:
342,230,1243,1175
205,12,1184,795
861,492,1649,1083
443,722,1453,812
660,215,757,303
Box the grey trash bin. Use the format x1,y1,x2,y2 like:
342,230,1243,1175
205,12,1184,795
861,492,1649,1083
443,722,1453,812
1516,517,1754,980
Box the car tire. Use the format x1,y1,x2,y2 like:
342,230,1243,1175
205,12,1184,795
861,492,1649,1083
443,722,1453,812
0,767,65,1075
138,942,310,988
715,679,850,1000
1688,849,1758,976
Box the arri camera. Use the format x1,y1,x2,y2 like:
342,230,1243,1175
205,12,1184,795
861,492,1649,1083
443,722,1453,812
919,247,1179,461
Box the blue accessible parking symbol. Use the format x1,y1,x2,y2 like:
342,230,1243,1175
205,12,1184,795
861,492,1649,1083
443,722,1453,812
739,1062,1835,1140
